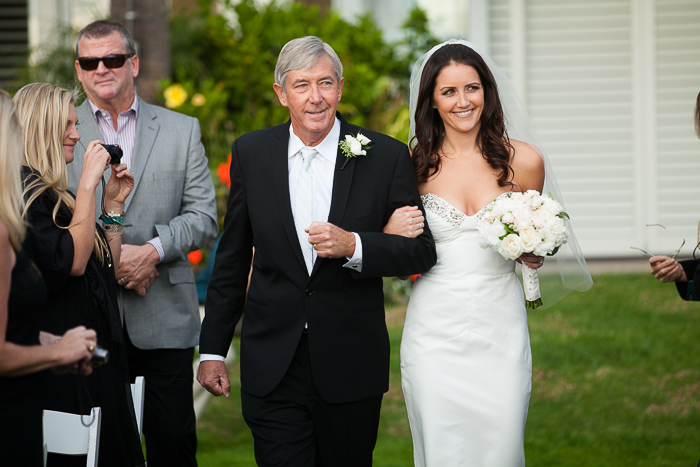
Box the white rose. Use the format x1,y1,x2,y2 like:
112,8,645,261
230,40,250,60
501,197,517,212
548,217,567,237
542,196,562,213
487,221,507,243
349,138,363,155
512,207,533,231
528,194,543,209
531,213,545,230
356,133,371,145
501,212,515,225
533,210,553,230
520,227,538,251
534,230,556,256
510,192,525,203
483,211,497,223
498,234,524,260
345,134,355,144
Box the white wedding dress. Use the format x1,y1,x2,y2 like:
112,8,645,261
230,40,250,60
401,193,532,467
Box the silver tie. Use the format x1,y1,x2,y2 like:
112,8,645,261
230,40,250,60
294,148,317,274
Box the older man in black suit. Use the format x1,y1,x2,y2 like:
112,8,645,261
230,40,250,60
197,36,436,467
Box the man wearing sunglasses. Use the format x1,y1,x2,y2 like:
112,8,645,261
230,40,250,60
67,20,217,467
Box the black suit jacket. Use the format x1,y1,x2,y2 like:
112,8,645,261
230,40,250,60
200,114,437,404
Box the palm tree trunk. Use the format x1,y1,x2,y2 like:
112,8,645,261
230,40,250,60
111,0,170,104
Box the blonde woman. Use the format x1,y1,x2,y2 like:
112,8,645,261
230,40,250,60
0,90,98,465
650,91,700,297
14,83,144,467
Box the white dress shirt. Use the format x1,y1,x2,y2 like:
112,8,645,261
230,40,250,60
200,118,363,363
287,118,363,270
88,96,165,262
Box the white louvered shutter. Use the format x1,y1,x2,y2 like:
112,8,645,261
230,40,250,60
655,0,700,255
489,0,700,258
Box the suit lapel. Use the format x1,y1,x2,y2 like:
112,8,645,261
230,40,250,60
311,116,357,277
272,122,308,273
125,98,159,212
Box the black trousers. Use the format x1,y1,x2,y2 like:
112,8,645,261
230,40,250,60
241,332,383,467
125,331,197,467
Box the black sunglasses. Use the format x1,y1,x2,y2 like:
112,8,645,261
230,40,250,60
78,54,133,71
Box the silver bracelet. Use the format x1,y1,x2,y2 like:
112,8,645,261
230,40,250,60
102,223,123,233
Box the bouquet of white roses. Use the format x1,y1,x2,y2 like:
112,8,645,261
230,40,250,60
475,190,569,309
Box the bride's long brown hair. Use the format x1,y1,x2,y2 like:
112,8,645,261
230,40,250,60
410,44,514,187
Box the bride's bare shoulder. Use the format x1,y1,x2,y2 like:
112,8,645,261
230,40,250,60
509,139,544,191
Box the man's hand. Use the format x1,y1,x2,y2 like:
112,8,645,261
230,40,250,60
650,255,686,283
197,360,231,398
307,222,355,258
133,270,160,296
118,244,159,289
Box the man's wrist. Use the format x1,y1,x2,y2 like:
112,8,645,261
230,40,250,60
143,243,161,265
344,230,356,257
145,238,165,264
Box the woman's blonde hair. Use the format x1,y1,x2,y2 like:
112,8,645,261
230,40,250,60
0,89,27,250
13,83,108,263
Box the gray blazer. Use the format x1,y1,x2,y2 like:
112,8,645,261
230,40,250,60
67,97,218,350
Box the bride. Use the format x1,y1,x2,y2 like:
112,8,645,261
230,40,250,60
385,40,592,466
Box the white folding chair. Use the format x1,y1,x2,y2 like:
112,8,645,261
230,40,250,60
43,407,101,467
130,376,145,438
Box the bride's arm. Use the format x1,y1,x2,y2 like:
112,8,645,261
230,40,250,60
383,206,424,238
383,206,425,280
511,141,546,269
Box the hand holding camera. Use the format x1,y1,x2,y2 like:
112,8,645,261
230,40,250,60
78,141,112,192
101,144,134,208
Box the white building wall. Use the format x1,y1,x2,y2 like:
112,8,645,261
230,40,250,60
28,0,108,58
655,0,700,254
332,0,469,42
332,0,416,42
489,0,700,258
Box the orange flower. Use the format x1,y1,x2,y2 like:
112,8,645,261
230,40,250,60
217,154,232,188
411,274,419,282
188,250,203,264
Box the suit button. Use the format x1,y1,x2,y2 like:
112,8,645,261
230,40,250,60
305,289,314,296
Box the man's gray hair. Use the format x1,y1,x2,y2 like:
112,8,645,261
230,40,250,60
275,36,343,91
76,20,136,57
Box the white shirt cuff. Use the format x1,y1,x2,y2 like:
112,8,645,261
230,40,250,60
146,237,165,263
342,232,363,272
199,353,225,363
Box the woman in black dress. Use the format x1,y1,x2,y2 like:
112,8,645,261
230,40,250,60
0,89,97,466
13,83,145,467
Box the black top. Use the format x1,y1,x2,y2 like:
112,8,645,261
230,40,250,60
21,167,145,467
7,248,47,344
676,259,700,300
0,248,48,466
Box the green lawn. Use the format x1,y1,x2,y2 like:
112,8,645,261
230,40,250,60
196,273,700,466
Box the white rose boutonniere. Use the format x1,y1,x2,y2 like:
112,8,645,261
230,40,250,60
339,132,372,159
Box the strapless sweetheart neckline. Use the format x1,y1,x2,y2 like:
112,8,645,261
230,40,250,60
421,192,512,218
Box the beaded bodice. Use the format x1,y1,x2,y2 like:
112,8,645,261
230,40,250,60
420,192,514,279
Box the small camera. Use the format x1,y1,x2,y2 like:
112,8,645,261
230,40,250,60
91,346,109,366
101,144,123,165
